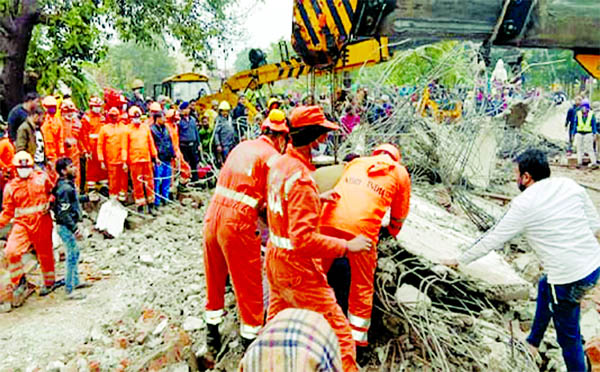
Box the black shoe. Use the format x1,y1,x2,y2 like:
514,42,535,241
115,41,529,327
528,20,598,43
357,345,370,367
241,336,254,351
39,278,65,296
206,323,222,355
137,205,144,214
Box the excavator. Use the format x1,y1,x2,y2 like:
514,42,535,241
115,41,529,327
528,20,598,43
196,0,598,125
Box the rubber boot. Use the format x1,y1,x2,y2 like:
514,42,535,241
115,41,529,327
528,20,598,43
137,205,144,214
206,323,222,355
241,336,254,351
357,345,370,367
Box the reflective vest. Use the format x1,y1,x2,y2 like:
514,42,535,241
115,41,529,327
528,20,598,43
577,111,593,133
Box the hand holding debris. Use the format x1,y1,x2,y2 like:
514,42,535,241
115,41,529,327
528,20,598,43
346,234,372,253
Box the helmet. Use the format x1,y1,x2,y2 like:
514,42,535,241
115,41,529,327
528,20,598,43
267,97,281,109
218,101,231,111
42,95,57,107
165,109,176,119
61,98,76,112
289,106,338,130
373,144,401,162
131,79,144,90
149,102,162,112
261,109,289,133
128,106,142,117
89,96,103,106
12,151,34,167
108,107,120,116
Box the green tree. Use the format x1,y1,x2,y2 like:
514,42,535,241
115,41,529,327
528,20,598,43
94,41,177,99
0,0,238,116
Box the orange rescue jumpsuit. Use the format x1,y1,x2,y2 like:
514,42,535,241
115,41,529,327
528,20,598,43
203,136,280,340
320,155,411,346
124,123,157,206
81,111,107,189
41,114,65,164
97,122,128,201
62,115,89,188
166,119,191,186
265,146,358,372
0,137,15,207
0,170,56,288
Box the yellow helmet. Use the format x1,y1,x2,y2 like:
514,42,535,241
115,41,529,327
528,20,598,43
218,101,231,111
267,97,281,110
149,102,162,112
261,109,289,133
12,151,34,167
131,79,144,90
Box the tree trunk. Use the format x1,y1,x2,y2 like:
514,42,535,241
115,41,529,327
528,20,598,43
0,0,40,118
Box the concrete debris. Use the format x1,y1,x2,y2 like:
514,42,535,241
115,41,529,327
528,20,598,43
395,284,431,309
182,316,205,332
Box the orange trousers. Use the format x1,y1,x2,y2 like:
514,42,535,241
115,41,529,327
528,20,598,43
322,227,378,346
130,162,154,206
5,213,55,288
87,140,107,187
107,163,128,201
203,202,263,338
266,250,358,372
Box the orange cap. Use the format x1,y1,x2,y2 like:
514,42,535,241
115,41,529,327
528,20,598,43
373,144,401,162
261,109,289,133
289,106,338,130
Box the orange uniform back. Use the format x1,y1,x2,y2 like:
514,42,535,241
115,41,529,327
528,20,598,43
124,124,157,164
0,137,15,176
41,114,65,162
320,155,411,241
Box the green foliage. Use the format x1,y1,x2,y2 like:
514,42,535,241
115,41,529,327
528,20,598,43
93,41,177,96
520,49,588,88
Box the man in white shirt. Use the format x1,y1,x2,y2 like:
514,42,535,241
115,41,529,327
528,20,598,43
444,149,600,371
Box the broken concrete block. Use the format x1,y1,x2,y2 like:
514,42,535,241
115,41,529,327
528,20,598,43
153,319,168,336
182,316,204,331
139,254,154,266
46,361,65,372
395,284,431,309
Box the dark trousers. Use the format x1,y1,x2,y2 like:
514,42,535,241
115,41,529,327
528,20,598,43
180,143,199,182
527,268,600,371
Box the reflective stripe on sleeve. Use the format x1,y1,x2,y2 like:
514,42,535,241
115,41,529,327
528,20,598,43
351,329,368,343
349,313,371,330
215,185,259,208
269,231,294,250
14,202,49,218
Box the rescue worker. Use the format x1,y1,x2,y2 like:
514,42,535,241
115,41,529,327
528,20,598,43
265,106,371,372
97,107,128,202
203,109,290,355
319,144,411,363
213,101,238,164
125,105,158,214
81,97,107,192
266,97,281,114
151,109,176,209
574,99,598,168
61,99,88,189
178,102,201,183
204,100,219,129
0,152,59,307
41,95,65,165
165,109,191,190
0,133,15,209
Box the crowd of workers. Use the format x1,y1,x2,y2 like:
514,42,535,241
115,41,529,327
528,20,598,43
1,79,599,371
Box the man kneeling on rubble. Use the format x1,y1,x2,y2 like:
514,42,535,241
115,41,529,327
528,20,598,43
319,144,411,365
444,149,600,372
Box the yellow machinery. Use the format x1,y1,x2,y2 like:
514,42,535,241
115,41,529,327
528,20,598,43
418,87,463,123
153,72,212,103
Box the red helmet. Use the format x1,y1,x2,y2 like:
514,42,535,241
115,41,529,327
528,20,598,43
261,109,289,134
289,106,338,130
373,144,401,162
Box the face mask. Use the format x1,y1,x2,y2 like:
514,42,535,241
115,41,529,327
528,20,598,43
17,167,33,178
122,104,128,111
92,107,102,114
132,118,141,124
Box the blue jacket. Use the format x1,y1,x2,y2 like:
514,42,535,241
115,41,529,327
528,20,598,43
178,116,199,144
213,115,238,153
150,124,176,163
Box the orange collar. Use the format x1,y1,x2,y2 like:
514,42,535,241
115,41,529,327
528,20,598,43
286,145,315,171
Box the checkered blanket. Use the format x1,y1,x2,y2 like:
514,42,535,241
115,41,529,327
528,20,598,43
239,308,343,372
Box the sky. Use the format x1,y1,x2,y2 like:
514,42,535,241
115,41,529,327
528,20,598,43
220,0,293,70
